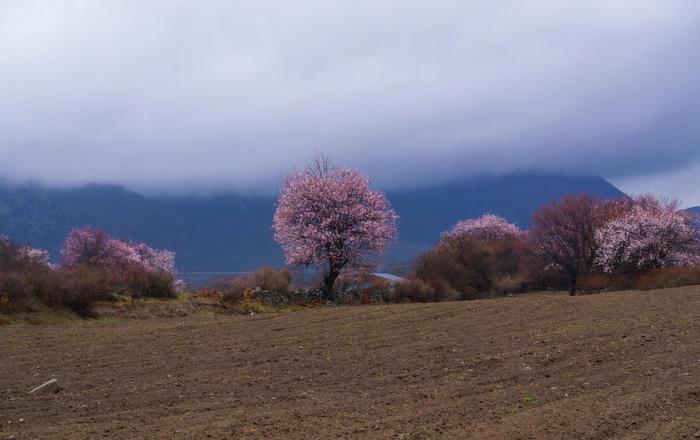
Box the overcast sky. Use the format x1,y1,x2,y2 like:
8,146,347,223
1,1,699,204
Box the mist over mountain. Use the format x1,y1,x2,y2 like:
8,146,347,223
2,1,700,207
0,173,624,277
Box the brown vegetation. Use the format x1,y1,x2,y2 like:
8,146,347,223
410,194,700,300
529,194,615,294
414,234,538,299
1,250,178,316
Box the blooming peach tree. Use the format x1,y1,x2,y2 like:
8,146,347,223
443,214,521,242
273,157,398,300
60,227,176,275
595,200,700,273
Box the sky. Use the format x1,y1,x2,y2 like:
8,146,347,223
1,0,699,205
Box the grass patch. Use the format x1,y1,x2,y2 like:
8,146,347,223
227,300,307,314
110,292,192,306
0,308,83,327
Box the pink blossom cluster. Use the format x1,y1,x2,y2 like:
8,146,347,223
20,246,51,266
60,227,176,275
443,214,521,242
273,166,398,271
595,202,700,273
0,234,51,266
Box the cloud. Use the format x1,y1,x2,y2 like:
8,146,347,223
1,0,699,197
612,163,700,208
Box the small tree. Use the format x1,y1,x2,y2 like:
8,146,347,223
595,198,700,273
60,227,116,268
443,214,521,241
273,156,398,300
415,234,494,299
417,215,529,298
529,194,621,295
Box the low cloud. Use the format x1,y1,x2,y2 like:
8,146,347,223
1,0,699,202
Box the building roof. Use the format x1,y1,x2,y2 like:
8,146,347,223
370,272,407,284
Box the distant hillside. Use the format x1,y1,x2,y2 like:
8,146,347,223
689,206,700,214
0,174,624,274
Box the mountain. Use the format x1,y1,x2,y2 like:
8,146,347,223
0,183,279,274
0,174,624,277
689,206,700,214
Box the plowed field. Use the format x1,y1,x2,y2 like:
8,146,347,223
2,287,699,439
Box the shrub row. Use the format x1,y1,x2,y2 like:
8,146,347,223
0,231,179,315
0,265,178,315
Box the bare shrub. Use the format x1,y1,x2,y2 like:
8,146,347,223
634,266,700,290
251,266,292,293
415,235,500,298
576,273,632,292
362,278,392,304
1,237,55,312
337,276,392,304
333,273,357,294
123,268,177,299
493,273,530,295
220,277,251,303
55,267,118,314
0,272,34,313
577,273,613,292
392,279,443,303
193,288,223,299
218,267,293,304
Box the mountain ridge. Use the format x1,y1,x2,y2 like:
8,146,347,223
0,173,625,273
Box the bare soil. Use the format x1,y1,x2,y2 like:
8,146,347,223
2,287,699,439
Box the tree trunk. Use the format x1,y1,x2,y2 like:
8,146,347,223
568,273,577,296
322,267,340,302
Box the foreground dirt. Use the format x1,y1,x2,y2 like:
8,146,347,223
2,287,699,439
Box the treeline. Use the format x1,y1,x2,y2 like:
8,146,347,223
410,194,700,300
268,155,698,302
2,185,699,315
206,193,700,307
0,227,181,314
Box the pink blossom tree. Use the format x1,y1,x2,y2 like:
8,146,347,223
443,214,521,242
60,227,118,268
273,156,398,300
595,199,700,273
60,227,177,276
131,243,176,274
